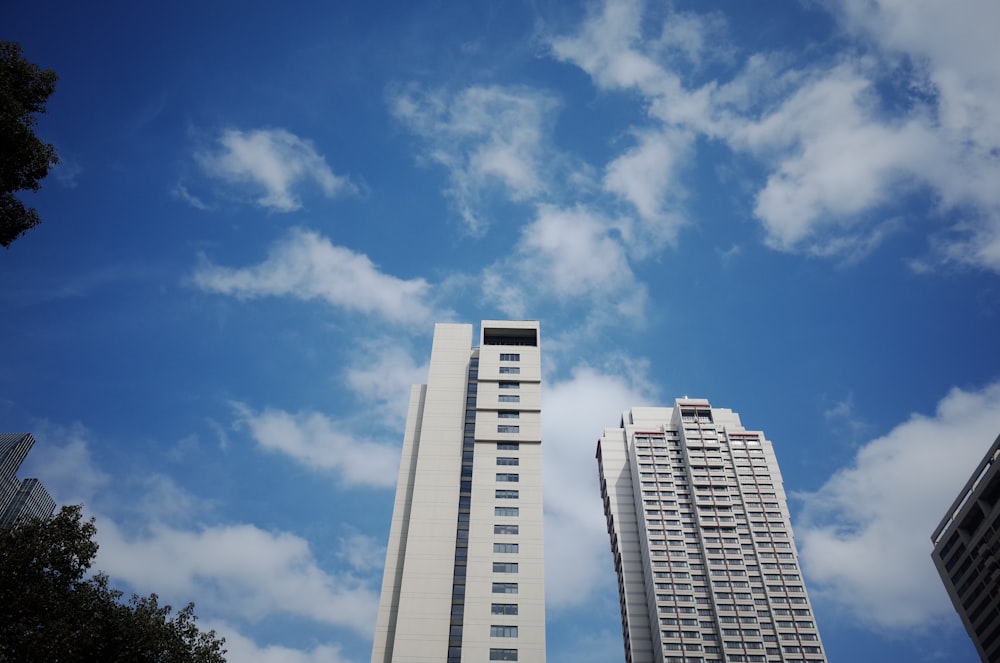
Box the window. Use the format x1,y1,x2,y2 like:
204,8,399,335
497,473,519,482
490,649,518,661
496,489,519,499
499,381,520,389
498,411,520,419
498,425,520,433
492,603,519,615
495,507,519,517
495,524,519,535
492,582,518,594
499,353,520,361
498,442,520,450
499,367,520,375
493,562,518,573
499,395,520,403
497,457,519,466
494,543,519,553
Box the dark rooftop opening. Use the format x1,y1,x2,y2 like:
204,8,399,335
484,327,537,346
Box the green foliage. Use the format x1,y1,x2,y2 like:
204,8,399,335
0,40,59,247
0,506,227,662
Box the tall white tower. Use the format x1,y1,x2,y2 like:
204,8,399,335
372,321,545,663
597,400,827,663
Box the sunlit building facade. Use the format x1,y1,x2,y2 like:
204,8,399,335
597,401,827,663
931,432,1000,663
372,321,545,663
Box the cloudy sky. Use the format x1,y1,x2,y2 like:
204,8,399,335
3,0,999,661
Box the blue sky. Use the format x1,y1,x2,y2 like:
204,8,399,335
2,0,999,660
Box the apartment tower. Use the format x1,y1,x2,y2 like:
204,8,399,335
372,321,545,663
931,432,1000,663
597,401,827,663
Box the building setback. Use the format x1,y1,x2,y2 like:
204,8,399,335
931,432,1000,663
0,433,55,529
597,401,827,663
371,321,545,663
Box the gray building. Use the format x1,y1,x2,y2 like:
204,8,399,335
931,433,1000,663
372,321,545,663
597,401,827,663
1,478,56,530
0,433,56,529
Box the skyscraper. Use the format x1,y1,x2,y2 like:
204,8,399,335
372,321,545,663
597,401,827,663
0,433,55,530
931,432,1000,663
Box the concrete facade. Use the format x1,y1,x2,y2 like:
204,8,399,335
597,401,827,663
931,433,1000,663
372,321,545,663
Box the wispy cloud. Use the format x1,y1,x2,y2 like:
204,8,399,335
20,422,109,506
232,402,400,488
192,228,440,325
337,532,387,573
195,128,358,211
389,84,559,233
172,181,210,210
795,380,1000,629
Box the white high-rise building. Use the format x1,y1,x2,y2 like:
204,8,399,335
372,321,545,663
597,400,827,663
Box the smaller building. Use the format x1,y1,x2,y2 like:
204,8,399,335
0,433,56,530
1,477,56,529
931,433,1000,663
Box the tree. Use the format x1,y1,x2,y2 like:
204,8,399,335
0,505,227,662
0,40,59,248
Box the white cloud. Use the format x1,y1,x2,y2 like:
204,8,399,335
209,624,356,663
518,205,635,299
233,403,400,489
730,65,936,251
344,341,428,427
795,380,1000,629
483,204,647,325
192,228,438,325
96,518,378,635
195,128,357,211
603,129,691,253
390,84,558,232
543,365,654,609
550,0,1000,270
